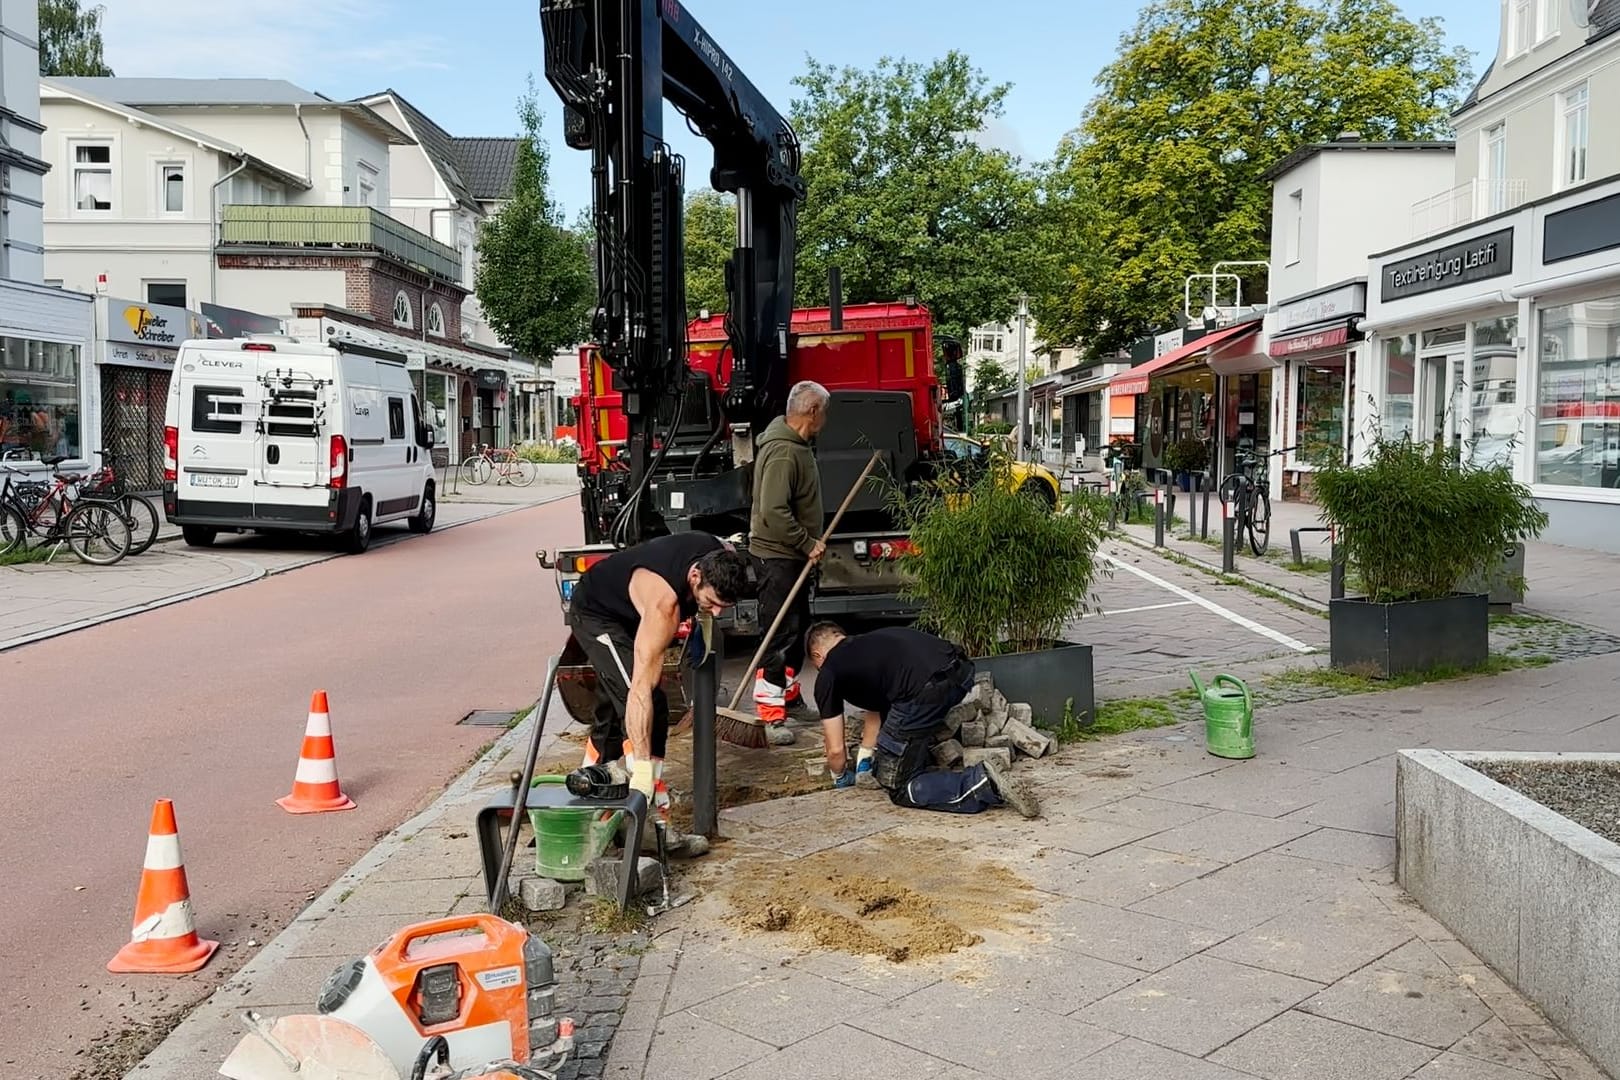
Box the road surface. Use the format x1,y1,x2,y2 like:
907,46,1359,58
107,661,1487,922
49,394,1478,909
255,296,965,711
0,499,580,1079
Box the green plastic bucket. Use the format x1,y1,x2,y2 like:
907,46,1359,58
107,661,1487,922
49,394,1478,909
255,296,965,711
1189,671,1255,760
527,776,623,882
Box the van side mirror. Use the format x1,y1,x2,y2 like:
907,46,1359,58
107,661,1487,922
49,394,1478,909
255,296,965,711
417,423,434,449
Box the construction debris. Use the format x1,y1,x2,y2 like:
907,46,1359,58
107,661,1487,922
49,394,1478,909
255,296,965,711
949,673,1056,764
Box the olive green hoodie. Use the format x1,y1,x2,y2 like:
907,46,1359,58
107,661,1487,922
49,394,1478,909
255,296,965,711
749,417,823,560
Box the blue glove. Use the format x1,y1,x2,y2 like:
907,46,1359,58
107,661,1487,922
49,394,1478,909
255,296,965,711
831,766,857,789
855,757,874,778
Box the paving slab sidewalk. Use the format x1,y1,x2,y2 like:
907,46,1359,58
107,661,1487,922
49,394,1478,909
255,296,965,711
608,649,1620,1080
0,486,573,652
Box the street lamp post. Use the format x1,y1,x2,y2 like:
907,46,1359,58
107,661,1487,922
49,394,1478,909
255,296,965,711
1015,293,1029,462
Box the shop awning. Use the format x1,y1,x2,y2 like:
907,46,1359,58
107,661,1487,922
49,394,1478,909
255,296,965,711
1056,368,1120,398
1108,322,1261,397
1268,322,1353,358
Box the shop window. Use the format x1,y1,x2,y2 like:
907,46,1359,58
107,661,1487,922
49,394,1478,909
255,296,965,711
72,143,113,212
426,372,449,446
1383,335,1418,441
1469,317,1519,467
0,339,82,461
1296,360,1347,462
1536,295,1620,488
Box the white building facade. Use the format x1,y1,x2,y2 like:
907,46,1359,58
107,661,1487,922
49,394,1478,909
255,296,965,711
1361,0,1620,551
0,0,95,471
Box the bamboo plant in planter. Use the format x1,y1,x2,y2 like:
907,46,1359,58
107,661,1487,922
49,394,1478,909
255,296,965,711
1312,432,1547,677
892,449,1108,727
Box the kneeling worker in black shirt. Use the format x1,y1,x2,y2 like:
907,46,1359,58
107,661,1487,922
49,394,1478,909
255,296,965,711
804,622,1040,818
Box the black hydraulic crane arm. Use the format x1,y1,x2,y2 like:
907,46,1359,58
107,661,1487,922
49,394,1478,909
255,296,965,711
541,0,804,492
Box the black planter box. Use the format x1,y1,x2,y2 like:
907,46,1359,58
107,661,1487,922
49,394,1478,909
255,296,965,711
972,640,1094,729
1329,593,1489,678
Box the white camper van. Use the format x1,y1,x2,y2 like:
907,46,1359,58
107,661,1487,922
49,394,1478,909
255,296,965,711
162,336,436,553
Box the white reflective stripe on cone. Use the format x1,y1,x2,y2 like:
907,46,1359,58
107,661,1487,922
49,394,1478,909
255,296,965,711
131,898,196,941
304,710,332,737
142,831,184,871
294,757,339,784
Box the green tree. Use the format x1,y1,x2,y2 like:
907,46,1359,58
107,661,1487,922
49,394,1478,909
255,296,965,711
683,190,733,316
475,80,593,359
39,0,113,76
790,52,1044,343
1038,0,1470,354
971,355,1013,401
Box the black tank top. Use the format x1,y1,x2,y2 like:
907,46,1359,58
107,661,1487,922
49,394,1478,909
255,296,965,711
571,532,724,628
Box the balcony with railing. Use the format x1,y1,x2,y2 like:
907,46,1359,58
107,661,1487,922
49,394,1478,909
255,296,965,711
1410,179,1528,241
217,205,462,284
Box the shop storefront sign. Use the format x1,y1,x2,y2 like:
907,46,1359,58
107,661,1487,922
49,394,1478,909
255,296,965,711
1278,282,1366,332
475,368,507,390
201,302,283,339
104,341,177,371
1269,324,1351,358
100,298,201,371
1544,191,1620,265
1381,229,1513,302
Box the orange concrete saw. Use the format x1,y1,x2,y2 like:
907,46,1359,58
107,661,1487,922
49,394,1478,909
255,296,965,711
220,915,576,1080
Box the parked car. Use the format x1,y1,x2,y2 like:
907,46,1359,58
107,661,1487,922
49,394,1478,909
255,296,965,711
943,432,1062,508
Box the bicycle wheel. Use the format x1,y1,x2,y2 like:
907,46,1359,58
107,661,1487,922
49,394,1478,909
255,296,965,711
0,504,25,556
64,503,132,566
511,460,538,487
118,493,161,556
1249,488,1272,556
463,457,491,485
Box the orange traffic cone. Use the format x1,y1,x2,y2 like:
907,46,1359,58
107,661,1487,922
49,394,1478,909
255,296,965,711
108,799,219,974
276,690,356,814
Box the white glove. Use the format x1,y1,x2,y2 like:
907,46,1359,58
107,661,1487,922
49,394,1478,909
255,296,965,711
630,759,655,801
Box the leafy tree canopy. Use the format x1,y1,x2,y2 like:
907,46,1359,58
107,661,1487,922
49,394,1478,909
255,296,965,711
39,0,113,76
1037,0,1471,355
474,80,593,360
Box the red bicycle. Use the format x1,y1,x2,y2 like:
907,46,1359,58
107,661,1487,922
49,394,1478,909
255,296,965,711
0,460,133,565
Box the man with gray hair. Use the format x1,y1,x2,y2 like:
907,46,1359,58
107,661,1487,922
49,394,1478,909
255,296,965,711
748,380,831,743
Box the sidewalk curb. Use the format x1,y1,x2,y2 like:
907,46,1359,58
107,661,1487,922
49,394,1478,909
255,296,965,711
0,491,575,655
128,704,568,1078
1111,531,1331,614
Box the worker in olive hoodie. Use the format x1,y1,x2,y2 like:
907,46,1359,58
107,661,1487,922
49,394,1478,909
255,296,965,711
748,380,831,744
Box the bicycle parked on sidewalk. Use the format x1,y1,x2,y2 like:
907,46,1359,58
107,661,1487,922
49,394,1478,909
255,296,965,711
0,461,133,565
1217,446,1296,557
3,452,159,557
459,443,537,487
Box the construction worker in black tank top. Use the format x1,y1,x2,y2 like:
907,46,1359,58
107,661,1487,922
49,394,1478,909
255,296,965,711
566,532,753,854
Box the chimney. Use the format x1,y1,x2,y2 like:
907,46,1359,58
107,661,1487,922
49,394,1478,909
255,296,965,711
1335,130,1362,142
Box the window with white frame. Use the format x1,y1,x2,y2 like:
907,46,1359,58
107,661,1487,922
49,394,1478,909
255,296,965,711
357,163,378,208
1559,83,1589,189
1286,190,1303,266
425,303,446,338
392,290,413,329
1510,0,1557,54
1484,123,1509,212
72,143,113,211
158,162,185,214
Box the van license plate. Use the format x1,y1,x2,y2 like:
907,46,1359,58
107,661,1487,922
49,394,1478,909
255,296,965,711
188,474,240,488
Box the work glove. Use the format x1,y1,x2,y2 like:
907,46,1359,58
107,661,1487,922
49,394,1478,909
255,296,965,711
831,766,857,789
631,760,656,802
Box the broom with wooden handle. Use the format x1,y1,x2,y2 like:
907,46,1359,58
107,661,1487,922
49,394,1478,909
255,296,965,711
715,449,885,749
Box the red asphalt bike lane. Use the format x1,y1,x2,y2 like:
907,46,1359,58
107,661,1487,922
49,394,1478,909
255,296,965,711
0,500,581,1078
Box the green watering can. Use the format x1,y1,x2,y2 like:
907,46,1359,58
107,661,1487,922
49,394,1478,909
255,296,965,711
1189,671,1254,760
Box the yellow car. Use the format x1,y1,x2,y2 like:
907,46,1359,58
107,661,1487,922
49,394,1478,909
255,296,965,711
943,433,1062,509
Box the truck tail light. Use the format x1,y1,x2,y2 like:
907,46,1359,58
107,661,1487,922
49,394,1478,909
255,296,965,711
571,554,607,573
163,426,178,482
329,435,348,489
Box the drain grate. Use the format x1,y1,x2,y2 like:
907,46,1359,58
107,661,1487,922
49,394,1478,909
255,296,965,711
459,709,518,727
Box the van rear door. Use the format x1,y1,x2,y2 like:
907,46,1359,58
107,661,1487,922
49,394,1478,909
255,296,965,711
253,356,333,506
174,347,255,514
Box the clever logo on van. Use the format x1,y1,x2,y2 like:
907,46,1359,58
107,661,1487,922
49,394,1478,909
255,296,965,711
199,358,246,370
352,403,371,417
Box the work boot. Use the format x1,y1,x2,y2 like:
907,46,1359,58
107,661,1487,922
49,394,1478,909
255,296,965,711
765,723,797,747
980,755,1040,819
637,818,710,858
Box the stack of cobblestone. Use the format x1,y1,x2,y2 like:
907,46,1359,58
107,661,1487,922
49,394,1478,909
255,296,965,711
930,672,1054,770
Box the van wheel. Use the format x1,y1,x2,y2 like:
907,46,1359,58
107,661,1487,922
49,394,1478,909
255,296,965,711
343,499,373,555
181,525,217,548
408,482,436,534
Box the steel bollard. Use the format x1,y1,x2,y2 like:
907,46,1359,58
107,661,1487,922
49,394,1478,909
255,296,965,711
1186,482,1198,541
1201,483,1212,541
1330,538,1346,600
1221,502,1236,574
1107,478,1118,530
1154,486,1165,547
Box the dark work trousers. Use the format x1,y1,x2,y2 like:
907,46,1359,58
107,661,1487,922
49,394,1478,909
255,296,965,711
873,658,1004,815
756,555,812,691
567,606,669,765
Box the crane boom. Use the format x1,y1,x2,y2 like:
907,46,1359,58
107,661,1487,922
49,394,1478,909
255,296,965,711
541,0,804,542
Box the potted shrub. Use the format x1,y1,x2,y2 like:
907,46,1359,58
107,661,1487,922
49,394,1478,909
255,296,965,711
1312,433,1547,677
892,449,1107,727
1163,437,1208,492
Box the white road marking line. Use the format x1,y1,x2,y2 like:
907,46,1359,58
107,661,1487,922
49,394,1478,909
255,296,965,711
1082,601,1197,619
1102,555,1317,654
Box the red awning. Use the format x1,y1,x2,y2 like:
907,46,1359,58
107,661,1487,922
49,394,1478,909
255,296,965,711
1108,322,1262,397
1268,323,1351,358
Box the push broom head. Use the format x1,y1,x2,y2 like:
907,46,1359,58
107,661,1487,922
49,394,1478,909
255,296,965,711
714,705,770,749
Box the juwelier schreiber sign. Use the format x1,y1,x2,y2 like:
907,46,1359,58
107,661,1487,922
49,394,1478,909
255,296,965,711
1381,228,1513,303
